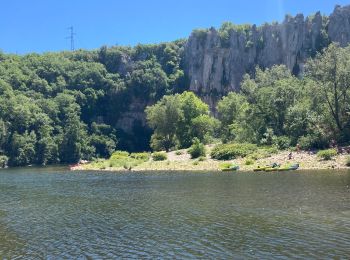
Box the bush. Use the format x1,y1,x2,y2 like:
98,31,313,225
317,149,337,160
175,151,183,155
152,152,167,161
198,156,206,161
110,150,129,159
219,162,234,169
245,158,255,165
0,155,8,168
188,138,206,159
272,136,291,150
298,133,328,150
130,152,150,162
346,156,350,167
211,143,257,160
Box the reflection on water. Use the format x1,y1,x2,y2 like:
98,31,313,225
0,167,349,258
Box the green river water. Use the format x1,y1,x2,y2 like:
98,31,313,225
0,167,349,259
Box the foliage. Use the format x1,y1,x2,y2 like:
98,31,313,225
219,162,235,169
218,22,252,47
146,91,216,151
88,150,147,169
0,40,185,166
306,43,350,142
297,133,326,150
0,155,8,168
210,143,258,160
245,158,255,165
146,95,182,151
130,152,150,161
111,150,129,159
216,44,350,149
272,135,291,150
152,152,167,161
198,156,206,161
1,31,350,167
317,149,337,160
187,138,206,159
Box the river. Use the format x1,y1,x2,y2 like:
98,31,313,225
0,167,349,259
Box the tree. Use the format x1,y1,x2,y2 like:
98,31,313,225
306,43,350,140
146,91,216,151
145,95,182,151
176,91,210,147
9,131,37,166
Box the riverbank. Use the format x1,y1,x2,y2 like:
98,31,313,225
71,145,350,172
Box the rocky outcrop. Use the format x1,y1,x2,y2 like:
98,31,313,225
184,5,350,104
328,5,350,46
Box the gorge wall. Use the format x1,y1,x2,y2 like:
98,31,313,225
184,4,350,107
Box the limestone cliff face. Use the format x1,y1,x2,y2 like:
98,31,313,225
184,5,350,104
328,5,350,46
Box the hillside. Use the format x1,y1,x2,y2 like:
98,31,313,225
1,4,350,166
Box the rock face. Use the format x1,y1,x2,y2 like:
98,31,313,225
184,5,350,106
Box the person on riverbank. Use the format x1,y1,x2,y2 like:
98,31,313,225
288,152,293,160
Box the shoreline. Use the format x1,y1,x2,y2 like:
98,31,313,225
71,149,350,172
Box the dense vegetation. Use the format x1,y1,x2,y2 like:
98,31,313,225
0,40,187,166
216,43,350,149
1,32,350,167
147,43,350,155
145,91,219,151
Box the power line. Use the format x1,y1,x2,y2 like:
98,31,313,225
66,26,76,51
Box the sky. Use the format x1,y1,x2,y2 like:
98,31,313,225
1,0,349,54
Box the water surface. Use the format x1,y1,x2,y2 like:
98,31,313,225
1,167,349,259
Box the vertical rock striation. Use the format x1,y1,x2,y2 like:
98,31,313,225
184,5,350,107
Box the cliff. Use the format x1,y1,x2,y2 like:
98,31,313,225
184,5,350,106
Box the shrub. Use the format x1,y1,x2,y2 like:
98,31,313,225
188,138,206,159
298,133,328,150
211,143,257,160
0,155,8,168
175,151,183,155
130,152,150,162
219,162,234,169
152,152,167,161
110,150,129,159
245,158,255,165
317,149,337,160
272,136,291,150
346,156,350,167
198,156,206,161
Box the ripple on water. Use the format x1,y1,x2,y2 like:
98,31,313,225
0,169,349,258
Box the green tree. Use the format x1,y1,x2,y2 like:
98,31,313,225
146,95,182,151
9,131,37,166
306,43,350,140
176,91,210,147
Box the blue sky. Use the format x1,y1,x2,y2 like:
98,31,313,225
1,0,349,54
